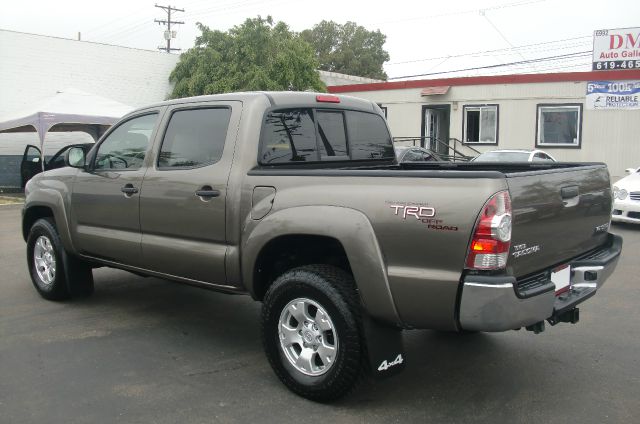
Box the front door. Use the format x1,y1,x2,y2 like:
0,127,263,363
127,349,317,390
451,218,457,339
70,112,161,266
422,105,451,155
21,145,42,188
139,102,240,285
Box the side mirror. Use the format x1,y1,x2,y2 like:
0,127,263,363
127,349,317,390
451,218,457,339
624,168,636,175
65,147,86,169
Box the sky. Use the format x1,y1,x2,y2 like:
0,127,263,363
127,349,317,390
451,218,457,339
1,0,639,79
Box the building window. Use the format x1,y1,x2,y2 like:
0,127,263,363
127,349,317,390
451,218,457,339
463,105,498,144
536,104,582,148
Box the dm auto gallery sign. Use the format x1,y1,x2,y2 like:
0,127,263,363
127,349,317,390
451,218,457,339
593,27,640,70
586,81,640,110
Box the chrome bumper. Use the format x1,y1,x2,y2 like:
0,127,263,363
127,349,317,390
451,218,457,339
458,234,622,332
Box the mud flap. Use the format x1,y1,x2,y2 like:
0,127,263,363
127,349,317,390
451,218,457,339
362,315,406,379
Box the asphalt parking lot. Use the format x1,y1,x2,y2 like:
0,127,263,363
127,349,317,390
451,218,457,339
1,203,639,423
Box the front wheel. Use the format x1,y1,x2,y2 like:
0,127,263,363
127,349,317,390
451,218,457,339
261,265,364,402
26,218,94,300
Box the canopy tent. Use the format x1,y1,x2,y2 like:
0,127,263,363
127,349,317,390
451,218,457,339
0,88,134,156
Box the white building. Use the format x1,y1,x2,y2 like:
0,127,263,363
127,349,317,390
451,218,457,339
329,71,640,179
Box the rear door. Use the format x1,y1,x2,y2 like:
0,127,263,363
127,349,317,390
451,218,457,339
506,165,612,277
139,102,241,284
21,145,42,188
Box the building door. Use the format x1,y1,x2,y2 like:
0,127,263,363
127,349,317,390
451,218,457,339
421,105,450,155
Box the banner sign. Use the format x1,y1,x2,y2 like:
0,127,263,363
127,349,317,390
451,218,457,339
586,80,640,110
593,27,640,70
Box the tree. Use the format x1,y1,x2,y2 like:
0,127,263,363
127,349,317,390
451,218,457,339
169,16,325,98
301,21,390,80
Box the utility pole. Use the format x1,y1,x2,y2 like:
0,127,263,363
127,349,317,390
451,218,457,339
154,4,184,53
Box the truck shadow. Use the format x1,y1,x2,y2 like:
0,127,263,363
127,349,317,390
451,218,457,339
81,269,548,412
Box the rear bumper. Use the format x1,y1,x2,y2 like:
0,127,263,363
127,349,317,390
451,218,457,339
458,233,622,332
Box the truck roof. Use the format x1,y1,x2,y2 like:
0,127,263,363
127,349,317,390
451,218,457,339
134,91,379,114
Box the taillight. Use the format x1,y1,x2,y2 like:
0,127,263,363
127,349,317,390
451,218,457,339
465,190,512,270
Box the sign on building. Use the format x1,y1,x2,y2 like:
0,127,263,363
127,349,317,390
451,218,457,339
592,27,640,70
586,81,640,110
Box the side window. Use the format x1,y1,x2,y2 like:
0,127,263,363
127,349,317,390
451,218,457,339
463,105,498,144
316,111,348,159
536,104,582,147
94,113,157,170
158,108,231,168
346,111,395,160
261,109,316,163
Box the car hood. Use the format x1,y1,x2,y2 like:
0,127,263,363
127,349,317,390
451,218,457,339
614,172,640,190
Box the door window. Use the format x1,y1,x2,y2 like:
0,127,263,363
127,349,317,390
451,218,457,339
23,145,41,163
94,113,157,170
158,108,231,168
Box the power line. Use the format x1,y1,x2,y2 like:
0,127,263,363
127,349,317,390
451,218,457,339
386,35,591,65
388,50,591,80
83,4,150,36
369,0,546,26
154,4,185,53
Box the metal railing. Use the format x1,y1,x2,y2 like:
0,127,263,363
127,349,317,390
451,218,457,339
393,136,480,162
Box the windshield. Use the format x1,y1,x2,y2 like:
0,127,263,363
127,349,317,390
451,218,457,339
475,152,530,162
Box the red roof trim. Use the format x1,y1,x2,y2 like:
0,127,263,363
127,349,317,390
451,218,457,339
327,70,640,93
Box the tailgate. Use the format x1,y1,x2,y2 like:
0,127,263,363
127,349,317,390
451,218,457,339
506,165,612,278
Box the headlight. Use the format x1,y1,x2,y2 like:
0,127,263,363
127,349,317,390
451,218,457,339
618,189,628,200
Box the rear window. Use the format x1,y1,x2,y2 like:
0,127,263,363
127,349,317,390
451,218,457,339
261,109,317,164
260,108,393,164
346,111,394,160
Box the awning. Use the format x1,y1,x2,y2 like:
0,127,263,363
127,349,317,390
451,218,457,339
420,86,450,96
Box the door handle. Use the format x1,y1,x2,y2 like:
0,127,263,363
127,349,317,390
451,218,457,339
561,186,579,199
121,184,139,195
195,186,220,199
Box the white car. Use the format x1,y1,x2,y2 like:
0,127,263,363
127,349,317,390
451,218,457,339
472,149,556,162
612,168,640,224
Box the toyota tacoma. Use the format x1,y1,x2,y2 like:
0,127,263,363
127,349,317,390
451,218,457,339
22,92,622,401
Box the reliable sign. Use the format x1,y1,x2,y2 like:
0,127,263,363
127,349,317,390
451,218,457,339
586,81,640,110
593,27,640,71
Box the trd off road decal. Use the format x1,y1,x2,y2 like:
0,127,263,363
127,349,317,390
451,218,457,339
512,243,541,258
387,202,458,231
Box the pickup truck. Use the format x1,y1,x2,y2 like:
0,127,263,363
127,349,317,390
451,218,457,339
22,91,622,401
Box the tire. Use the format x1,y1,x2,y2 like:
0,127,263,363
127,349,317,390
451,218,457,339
26,218,94,300
261,265,364,402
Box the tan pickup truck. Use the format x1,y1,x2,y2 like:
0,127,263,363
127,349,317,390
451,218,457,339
22,92,622,401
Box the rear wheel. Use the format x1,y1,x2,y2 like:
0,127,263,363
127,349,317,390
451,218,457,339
26,218,94,300
261,265,363,402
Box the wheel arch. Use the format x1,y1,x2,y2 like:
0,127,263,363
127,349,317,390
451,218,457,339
22,190,75,252
243,205,401,325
